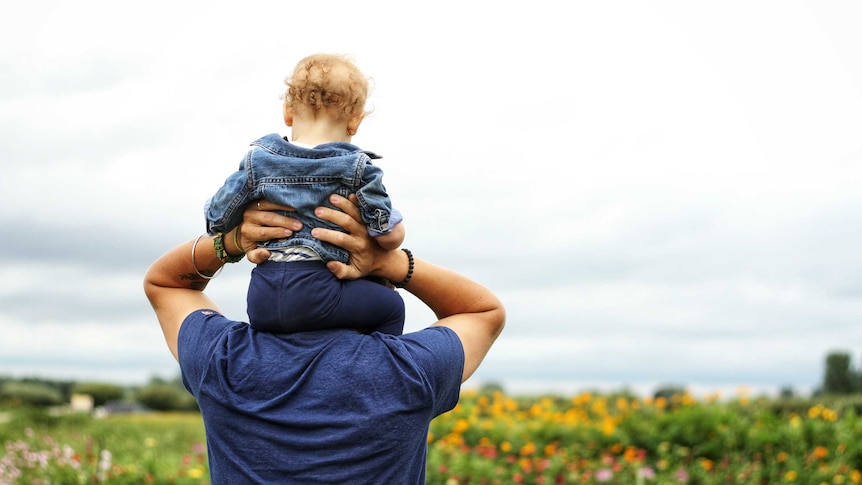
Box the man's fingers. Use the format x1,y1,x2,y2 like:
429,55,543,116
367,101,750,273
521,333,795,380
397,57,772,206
312,226,354,251
333,193,362,221
315,195,364,234
336,194,362,222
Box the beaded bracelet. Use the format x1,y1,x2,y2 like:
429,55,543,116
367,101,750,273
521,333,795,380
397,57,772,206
393,248,414,288
214,232,245,263
192,234,223,280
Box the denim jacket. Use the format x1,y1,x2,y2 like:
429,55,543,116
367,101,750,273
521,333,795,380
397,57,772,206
205,133,399,263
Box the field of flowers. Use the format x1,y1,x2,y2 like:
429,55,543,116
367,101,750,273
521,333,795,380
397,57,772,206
428,390,862,484
3,390,862,484
0,410,208,484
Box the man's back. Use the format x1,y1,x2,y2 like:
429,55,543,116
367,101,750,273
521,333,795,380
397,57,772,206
178,309,464,484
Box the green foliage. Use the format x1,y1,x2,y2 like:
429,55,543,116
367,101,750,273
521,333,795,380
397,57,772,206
825,352,857,394
653,384,687,400
73,382,126,407
135,384,198,412
0,381,64,407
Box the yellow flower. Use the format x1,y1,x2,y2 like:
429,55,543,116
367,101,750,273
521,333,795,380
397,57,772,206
144,438,156,448
809,404,824,419
601,416,616,436
616,397,629,412
681,393,697,406
188,467,204,479
850,470,862,484
573,392,593,406
501,441,512,453
785,470,798,481
453,418,469,433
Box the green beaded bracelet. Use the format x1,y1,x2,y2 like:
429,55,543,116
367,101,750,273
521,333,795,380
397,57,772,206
213,232,245,263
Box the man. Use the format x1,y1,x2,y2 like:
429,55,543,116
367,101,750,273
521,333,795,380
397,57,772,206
144,194,505,483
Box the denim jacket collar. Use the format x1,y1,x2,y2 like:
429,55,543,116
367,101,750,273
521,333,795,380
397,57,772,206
252,133,382,160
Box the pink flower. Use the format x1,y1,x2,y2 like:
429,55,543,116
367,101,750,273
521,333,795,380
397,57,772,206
596,468,614,482
638,466,656,479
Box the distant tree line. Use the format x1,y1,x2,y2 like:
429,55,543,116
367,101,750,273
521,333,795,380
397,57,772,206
0,375,197,412
3,351,862,411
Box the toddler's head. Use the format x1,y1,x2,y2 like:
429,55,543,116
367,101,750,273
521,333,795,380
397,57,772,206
283,54,369,124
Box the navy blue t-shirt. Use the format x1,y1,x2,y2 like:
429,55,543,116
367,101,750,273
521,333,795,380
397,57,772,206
178,309,464,484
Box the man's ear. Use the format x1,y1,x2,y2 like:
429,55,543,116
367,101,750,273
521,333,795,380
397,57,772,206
283,103,294,127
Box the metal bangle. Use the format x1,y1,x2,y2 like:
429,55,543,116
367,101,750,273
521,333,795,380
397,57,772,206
232,224,246,256
192,234,223,280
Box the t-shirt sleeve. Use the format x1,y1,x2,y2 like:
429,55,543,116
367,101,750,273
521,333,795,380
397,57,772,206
399,326,465,417
177,309,233,396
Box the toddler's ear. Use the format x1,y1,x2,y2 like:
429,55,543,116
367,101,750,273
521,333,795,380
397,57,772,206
347,114,364,136
283,103,294,127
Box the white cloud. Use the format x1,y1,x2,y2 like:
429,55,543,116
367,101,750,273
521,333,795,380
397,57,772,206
1,0,861,396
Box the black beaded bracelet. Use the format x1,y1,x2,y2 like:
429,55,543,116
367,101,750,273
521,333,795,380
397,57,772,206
393,248,414,288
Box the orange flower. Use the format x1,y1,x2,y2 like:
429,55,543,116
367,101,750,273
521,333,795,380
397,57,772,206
812,446,829,459
520,442,537,456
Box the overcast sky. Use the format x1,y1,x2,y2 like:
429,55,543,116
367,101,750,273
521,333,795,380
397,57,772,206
1,1,860,398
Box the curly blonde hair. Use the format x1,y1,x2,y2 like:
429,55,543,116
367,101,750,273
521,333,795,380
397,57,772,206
283,53,369,121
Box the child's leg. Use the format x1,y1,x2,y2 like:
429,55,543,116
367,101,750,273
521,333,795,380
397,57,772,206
246,262,282,332
246,260,404,335
334,278,405,335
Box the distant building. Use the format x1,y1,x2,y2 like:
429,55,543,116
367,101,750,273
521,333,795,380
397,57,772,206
94,400,149,418
70,393,94,413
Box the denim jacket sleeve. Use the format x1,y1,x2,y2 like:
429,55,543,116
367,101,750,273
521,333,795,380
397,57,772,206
356,160,396,236
205,154,254,235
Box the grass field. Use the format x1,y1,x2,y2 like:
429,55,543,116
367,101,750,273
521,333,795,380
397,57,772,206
3,390,862,484
1,409,208,484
